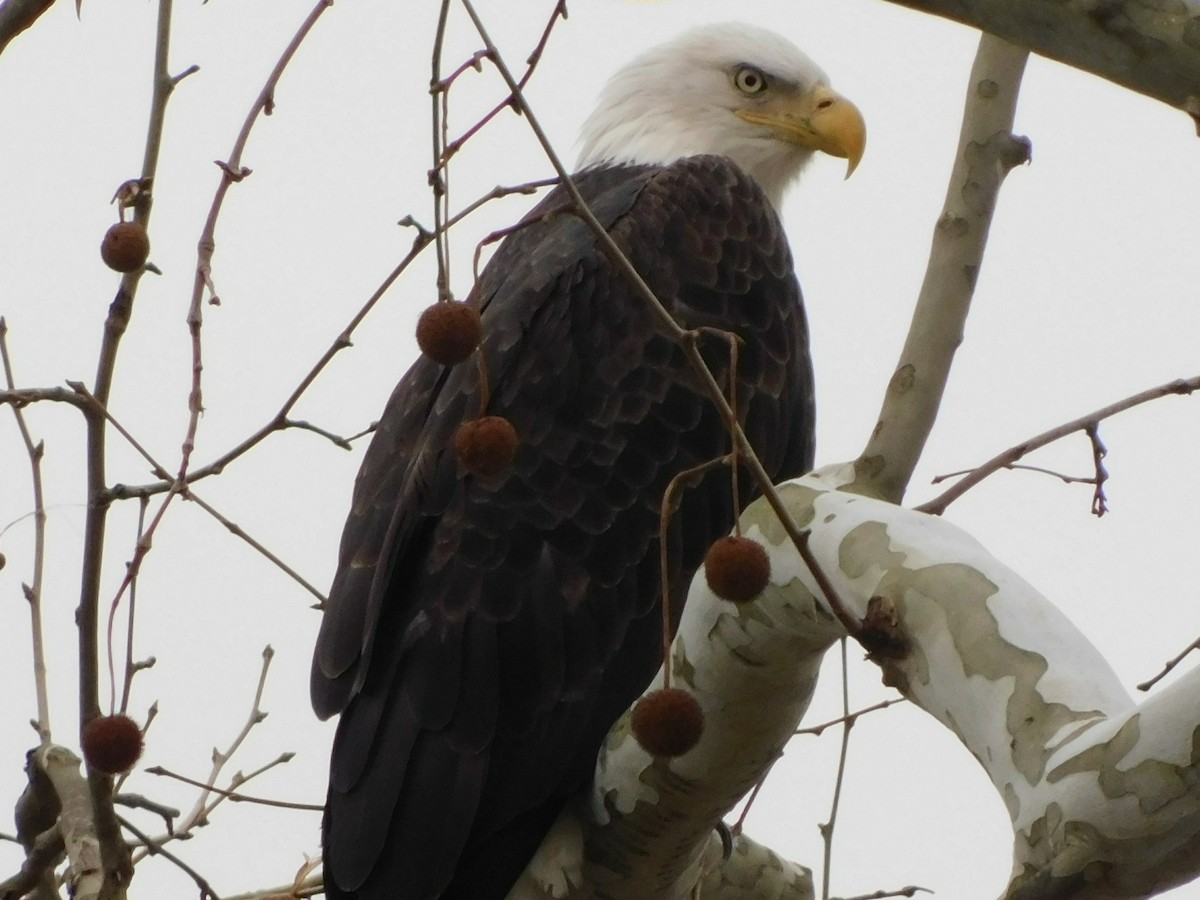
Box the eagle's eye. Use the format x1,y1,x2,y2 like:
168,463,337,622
733,65,767,95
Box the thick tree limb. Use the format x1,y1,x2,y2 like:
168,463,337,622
513,467,1200,898
880,0,1200,115
851,34,1029,504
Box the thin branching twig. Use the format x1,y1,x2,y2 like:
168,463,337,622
0,319,51,744
75,0,189,887
1138,635,1200,692
119,815,220,900
795,698,906,737
820,640,854,900
833,886,931,900
917,376,1200,515
117,497,150,716
164,648,278,842
145,766,321,812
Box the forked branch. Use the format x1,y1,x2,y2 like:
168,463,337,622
916,375,1200,515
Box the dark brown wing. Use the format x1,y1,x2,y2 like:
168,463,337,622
312,156,814,899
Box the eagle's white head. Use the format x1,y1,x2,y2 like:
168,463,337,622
577,23,865,207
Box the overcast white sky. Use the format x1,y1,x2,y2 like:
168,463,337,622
1,1,1198,897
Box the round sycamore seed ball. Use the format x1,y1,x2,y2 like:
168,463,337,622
100,221,150,273
454,416,519,477
416,301,482,366
704,535,770,603
81,714,144,775
631,688,705,757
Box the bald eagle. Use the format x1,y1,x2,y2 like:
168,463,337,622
312,22,864,900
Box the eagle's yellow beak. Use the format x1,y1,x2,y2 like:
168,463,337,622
736,84,866,178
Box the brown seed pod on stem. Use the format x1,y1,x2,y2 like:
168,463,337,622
416,301,483,366
100,221,150,273
81,714,144,775
454,415,519,477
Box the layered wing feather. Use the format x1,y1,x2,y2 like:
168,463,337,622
312,156,815,899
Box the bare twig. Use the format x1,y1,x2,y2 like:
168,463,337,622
1085,423,1108,517
430,0,455,302
100,173,548,506
104,228,431,502
795,698,907,737
820,640,854,900
76,0,187,887
186,493,327,605
797,531,861,637
0,824,64,900
430,0,568,180
1137,635,1200,692
917,376,1200,515
113,792,180,833
118,815,220,900
117,497,150,716
173,648,276,835
280,418,355,451
833,886,931,900
470,198,570,284
223,869,323,900
67,381,328,605
0,318,51,743
931,462,1098,486
150,1,333,637
0,385,91,411
728,754,780,837
145,766,321,812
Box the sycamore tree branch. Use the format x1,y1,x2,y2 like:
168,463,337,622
0,320,52,745
849,34,1029,504
916,375,1200,515
880,0,1200,116
514,468,1200,899
0,0,54,58
77,0,184,890
37,746,102,900
506,25,1193,891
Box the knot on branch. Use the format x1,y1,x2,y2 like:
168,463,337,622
214,161,252,182
859,594,911,663
998,133,1033,172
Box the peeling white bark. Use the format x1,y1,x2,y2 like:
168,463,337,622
513,467,1200,899
853,34,1029,503
36,745,103,900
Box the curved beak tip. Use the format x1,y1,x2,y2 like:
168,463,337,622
828,99,866,179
